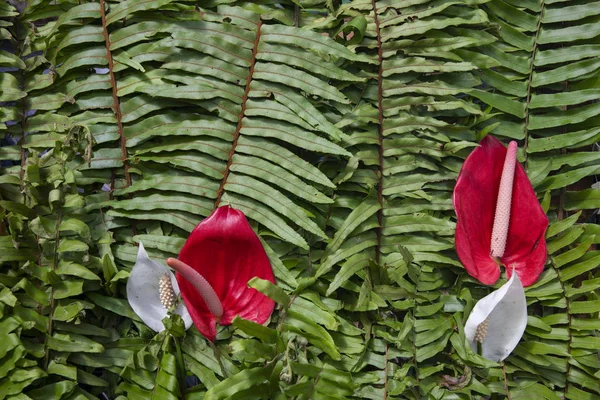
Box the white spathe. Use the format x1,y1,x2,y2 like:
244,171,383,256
126,243,192,332
464,272,527,362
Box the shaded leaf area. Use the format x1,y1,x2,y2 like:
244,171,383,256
0,2,110,398
471,0,600,398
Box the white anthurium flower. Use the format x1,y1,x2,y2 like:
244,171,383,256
126,243,192,332
464,271,527,362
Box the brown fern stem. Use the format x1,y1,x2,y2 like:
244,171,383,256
523,3,573,395
15,19,28,191
550,206,573,396
371,0,384,264
214,21,262,208
553,258,572,394
522,1,545,165
100,0,130,187
18,113,27,190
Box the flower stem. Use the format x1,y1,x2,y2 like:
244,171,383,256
502,362,513,400
167,258,224,318
490,141,518,259
173,335,186,394
209,340,228,378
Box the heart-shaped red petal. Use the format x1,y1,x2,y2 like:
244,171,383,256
176,205,276,341
453,135,548,286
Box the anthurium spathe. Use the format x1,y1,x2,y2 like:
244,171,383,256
166,205,276,341
126,243,193,332
453,135,548,287
464,272,527,362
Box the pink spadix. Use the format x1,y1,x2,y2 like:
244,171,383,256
490,141,517,259
167,258,224,319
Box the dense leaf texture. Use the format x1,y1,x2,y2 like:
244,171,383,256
0,0,598,398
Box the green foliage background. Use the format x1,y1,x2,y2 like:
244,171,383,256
1,0,599,398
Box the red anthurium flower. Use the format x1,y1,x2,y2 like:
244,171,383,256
453,135,548,287
166,205,276,341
